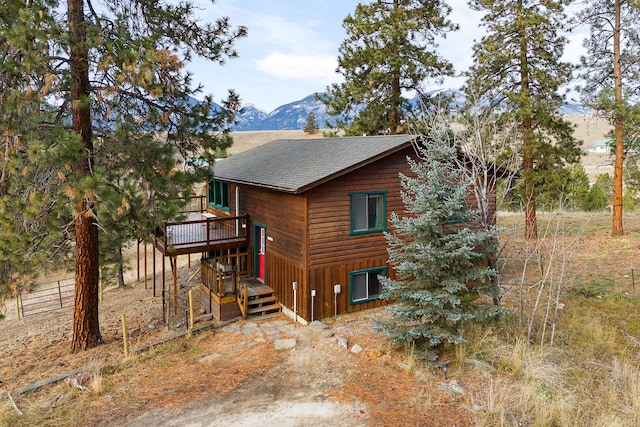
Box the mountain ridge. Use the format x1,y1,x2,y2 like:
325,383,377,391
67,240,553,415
229,90,591,132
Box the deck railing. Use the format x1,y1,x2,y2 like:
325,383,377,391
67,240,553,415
179,195,207,213
201,252,248,296
159,214,249,251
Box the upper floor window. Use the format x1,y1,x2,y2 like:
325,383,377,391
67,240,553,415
350,191,386,234
209,179,230,211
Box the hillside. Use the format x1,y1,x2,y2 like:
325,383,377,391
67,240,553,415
229,116,616,182
566,115,614,182
2,213,640,425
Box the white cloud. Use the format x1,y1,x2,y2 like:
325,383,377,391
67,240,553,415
255,52,338,83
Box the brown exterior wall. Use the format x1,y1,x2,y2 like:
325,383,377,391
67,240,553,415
303,148,414,319
208,147,498,322
237,186,307,316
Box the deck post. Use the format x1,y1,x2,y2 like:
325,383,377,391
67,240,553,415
136,240,140,282
172,256,178,297
243,284,248,320
144,243,148,290
152,243,156,297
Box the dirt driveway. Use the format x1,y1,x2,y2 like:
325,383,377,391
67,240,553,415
121,318,369,427
0,257,466,426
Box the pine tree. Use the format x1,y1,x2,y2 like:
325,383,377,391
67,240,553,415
379,125,500,361
464,0,580,239
320,0,457,136
303,112,319,134
0,1,246,352
578,0,640,235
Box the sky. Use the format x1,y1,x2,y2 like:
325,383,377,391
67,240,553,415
188,0,587,113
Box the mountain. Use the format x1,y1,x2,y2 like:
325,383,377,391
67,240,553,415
227,89,591,132
232,104,268,130
233,93,336,131
558,101,592,116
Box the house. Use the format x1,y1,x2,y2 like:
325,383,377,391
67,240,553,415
192,134,496,323
590,139,611,154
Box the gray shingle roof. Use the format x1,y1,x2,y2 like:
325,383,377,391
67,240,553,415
213,135,418,194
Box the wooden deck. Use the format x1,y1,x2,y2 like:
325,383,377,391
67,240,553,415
198,276,280,321
238,278,281,319
152,213,249,255
244,278,273,298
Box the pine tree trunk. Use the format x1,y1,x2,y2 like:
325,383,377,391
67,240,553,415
523,130,538,240
69,0,102,353
518,1,538,240
117,245,125,287
389,0,402,134
72,201,102,352
612,0,624,236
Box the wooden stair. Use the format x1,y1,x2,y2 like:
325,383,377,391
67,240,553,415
239,280,281,318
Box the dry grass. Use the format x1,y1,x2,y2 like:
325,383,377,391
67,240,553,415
449,212,640,426
2,209,640,426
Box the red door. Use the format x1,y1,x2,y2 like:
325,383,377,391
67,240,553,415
257,226,266,280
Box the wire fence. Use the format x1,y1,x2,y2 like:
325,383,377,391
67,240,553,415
162,290,189,330
18,278,75,317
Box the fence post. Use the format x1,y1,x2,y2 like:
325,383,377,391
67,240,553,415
58,281,63,308
15,294,20,321
121,313,130,358
188,290,194,334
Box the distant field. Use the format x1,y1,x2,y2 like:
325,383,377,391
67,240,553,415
229,116,615,182
228,130,321,155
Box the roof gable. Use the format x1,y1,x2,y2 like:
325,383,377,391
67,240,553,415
213,135,418,194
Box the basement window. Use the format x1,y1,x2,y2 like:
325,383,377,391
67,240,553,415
349,266,386,304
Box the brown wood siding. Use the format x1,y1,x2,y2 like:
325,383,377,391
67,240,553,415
239,186,306,266
236,185,307,316
306,148,413,270
223,145,497,321
308,258,395,320
302,148,414,319
265,251,306,315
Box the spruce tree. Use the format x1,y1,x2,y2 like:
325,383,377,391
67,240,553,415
0,1,246,352
320,0,457,136
464,0,580,240
379,125,500,361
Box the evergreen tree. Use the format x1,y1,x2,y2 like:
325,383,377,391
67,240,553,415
303,112,319,134
585,182,609,211
0,1,246,352
464,0,581,239
320,0,457,136
379,125,500,361
623,157,640,211
565,164,592,211
580,173,613,212
577,0,640,235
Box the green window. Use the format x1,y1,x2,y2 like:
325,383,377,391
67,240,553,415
445,187,466,224
349,267,387,304
350,191,386,234
209,179,230,211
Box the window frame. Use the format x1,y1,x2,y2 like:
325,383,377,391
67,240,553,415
444,187,466,225
349,191,387,235
349,266,387,305
208,179,231,211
